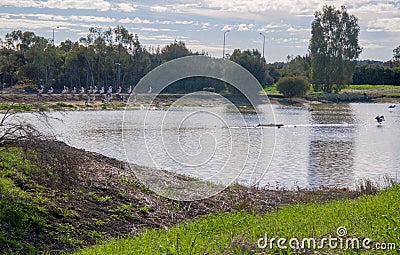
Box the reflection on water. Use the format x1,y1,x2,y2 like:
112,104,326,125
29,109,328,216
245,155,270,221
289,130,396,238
308,104,356,187
26,103,400,189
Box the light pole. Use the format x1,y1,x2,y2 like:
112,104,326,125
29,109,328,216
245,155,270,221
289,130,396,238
52,26,59,46
259,32,266,60
223,30,230,59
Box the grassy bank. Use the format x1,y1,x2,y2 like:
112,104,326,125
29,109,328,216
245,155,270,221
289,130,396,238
0,140,364,254
346,85,399,90
75,185,400,254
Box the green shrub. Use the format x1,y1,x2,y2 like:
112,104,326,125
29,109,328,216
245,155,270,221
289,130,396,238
276,76,310,98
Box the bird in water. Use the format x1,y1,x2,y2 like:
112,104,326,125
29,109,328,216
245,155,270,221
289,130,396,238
375,115,385,124
389,105,396,109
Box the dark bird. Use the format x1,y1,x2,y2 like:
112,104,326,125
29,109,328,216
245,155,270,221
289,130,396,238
389,105,396,109
375,115,385,124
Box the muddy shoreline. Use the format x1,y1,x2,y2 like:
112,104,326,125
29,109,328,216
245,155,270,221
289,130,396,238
1,139,368,253
0,93,399,113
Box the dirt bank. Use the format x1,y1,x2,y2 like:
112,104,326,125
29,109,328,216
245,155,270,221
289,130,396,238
0,139,365,254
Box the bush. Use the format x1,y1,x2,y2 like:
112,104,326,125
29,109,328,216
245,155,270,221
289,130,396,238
276,76,310,98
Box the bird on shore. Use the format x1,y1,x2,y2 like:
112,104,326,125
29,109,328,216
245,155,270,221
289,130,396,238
375,115,385,124
127,85,132,94
79,87,85,94
99,86,105,94
116,86,122,95
61,86,69,94
38,85,44,95
72,87,77,94
85,95,91,105
47,86,54,94
107,86,113,94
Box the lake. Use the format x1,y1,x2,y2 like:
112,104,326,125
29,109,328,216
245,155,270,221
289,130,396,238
26,103,399,189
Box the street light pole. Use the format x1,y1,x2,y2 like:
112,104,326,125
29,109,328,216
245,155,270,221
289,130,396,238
52,26,59,46
259,32,266,60
223,30,230,59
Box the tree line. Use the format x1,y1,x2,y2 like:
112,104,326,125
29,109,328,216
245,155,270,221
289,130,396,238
0,26,278,94
1,5,399,95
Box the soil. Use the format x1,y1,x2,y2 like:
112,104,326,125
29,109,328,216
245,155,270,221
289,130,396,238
2,139,365,254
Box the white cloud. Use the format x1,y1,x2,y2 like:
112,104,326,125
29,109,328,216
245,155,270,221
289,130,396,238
286,25,310,34
0,17,72,30
158,20,174,25
221,23,256,32
367,18,400,33
361,43,385,49
113,2,137,12
0,0,40,8
150,6,169,13
140,28,176,32
0,0,112,11
202,22,210,30
140,34,188,42
237,23,255,31
175,20,194,25
119,17,153,24
69,15,115,23
42,0,112,11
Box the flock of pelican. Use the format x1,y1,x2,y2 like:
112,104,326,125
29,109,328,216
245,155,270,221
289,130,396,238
38,85,133,95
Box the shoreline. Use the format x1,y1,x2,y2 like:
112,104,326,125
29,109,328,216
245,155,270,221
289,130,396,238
0,139,370,254
0,92,399,113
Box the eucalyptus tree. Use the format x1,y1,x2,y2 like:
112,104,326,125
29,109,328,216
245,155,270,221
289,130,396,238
230,49,271,87
161,40,191,62
309,5,362,93
394,45,400,66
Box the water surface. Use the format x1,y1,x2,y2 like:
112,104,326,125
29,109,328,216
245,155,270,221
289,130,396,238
27,103,399,189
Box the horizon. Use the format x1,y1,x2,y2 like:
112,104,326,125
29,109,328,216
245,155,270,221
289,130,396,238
0,0,399,62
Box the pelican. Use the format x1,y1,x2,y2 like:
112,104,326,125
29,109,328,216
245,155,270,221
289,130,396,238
116,86,122,95
93,86,98,94
99,86,105,94
72,87,77,94
107,86,113,94
38,85,44,95
47,86,54,94
127,85,132,94
148,86,152,94
375,115,385,124
62,86,69,94
88,86,93,94
79,87,85,94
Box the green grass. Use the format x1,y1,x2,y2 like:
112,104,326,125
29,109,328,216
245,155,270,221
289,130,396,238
263,84,281,95
0,148,49,254
56,102,75,108
74,185,400,254
0,103,32,111
385,93,400,98
347,85,400,90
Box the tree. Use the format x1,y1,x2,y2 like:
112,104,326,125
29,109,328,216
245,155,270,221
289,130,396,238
276,76,310,98
309,5,362,93
229,49,273,87
352,64,400,85
161,40,191,62
279,55,311,79
394,45,400,66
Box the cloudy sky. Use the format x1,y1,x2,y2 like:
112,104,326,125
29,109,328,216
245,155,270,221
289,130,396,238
0,0,399,62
